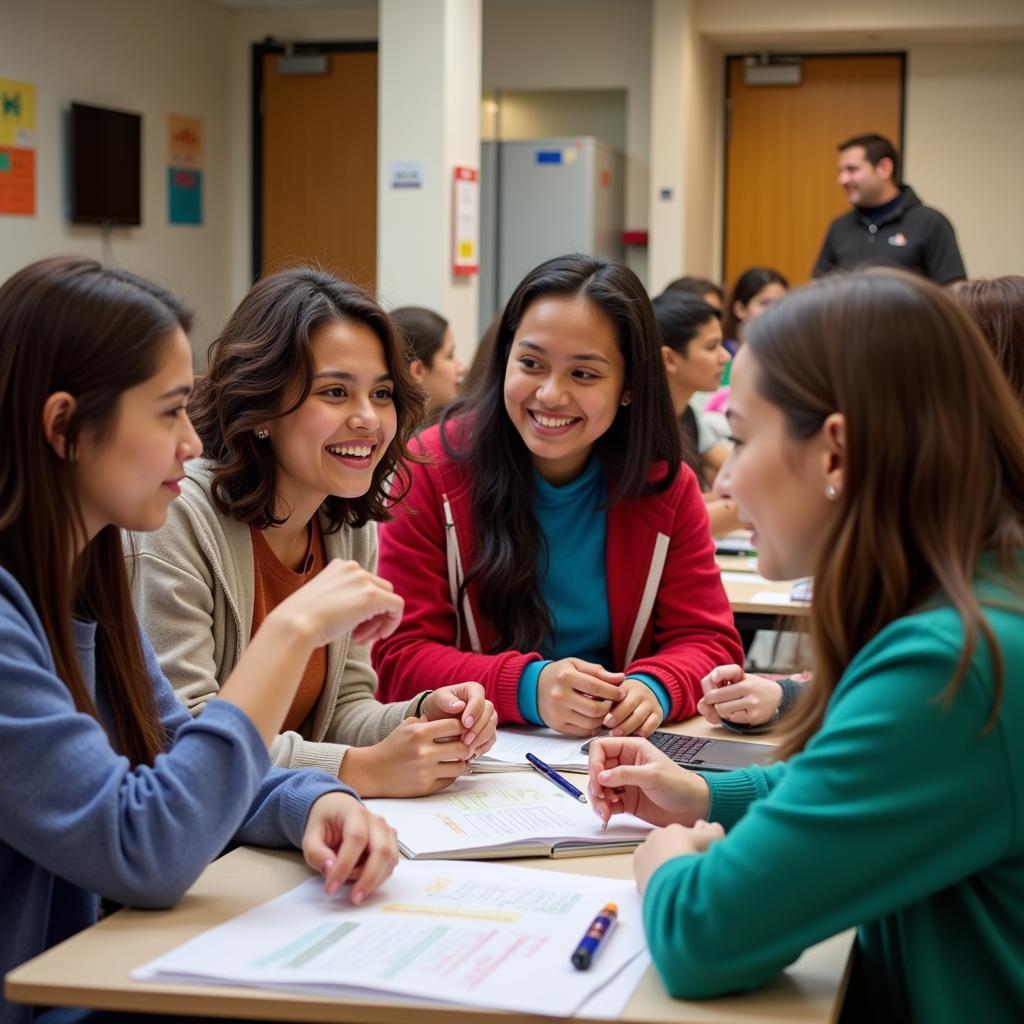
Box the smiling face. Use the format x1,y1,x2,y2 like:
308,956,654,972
837,145,897,208
717,346,842,580
74,327,201,539
503,294,627,486
266,319,398,519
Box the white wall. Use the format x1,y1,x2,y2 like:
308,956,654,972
0,0,234,352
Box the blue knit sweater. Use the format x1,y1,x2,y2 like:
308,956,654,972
0,567,351,1024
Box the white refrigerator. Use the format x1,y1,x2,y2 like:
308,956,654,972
478,137,625,327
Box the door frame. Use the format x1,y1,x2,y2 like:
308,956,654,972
251,39,378,283
720,51,907,284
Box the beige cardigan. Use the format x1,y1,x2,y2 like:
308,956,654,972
129,460,420,775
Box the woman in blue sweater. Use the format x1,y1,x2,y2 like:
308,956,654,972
588,269,1024,1022
0,257,403,1024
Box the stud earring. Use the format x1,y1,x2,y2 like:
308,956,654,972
620,397,632,407
825,483,839,500
256,429,269,440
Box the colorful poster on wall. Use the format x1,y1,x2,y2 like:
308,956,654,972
167,114,202,225
0,77,37,216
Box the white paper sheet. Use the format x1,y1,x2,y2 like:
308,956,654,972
475,726,590,771
750,590,803,605
366,772,651,858
134,860,648,1018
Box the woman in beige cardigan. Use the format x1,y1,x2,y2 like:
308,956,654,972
131,267,496,797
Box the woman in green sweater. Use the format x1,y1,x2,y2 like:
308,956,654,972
588,268,1024,1022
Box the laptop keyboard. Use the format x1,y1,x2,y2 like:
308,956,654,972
648,732,710,764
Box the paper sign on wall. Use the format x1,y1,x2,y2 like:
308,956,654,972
0,77,37,216
167,114,203,225
452,165,478,276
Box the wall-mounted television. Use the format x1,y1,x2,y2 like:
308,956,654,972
69,102,142,226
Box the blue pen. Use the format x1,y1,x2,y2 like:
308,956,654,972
525,751,587,803
571,903,618,970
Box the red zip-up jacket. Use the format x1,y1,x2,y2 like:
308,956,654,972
373,423,743,724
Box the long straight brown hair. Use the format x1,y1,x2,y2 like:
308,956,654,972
0,256,193,766
744,269,1024,759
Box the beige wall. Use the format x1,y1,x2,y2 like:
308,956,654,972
482,89,627,154
905,42,1024,278
0,0,234,353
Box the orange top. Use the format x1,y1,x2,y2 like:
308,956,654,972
249,520,327,734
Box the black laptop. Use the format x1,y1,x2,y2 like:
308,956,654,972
645,730,773,771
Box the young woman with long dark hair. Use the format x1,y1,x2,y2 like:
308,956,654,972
0,257,401,1024
588,269,1024,1021
372,254,743,737
132,267,495,798
391,305,465,422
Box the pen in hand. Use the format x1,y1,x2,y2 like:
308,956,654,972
525,752,587,803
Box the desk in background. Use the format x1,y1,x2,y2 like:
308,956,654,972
7,717,852,1024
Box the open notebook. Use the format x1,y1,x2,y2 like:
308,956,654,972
365,773,652,860
472,726,591,772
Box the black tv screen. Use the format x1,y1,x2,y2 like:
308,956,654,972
70,102,142,226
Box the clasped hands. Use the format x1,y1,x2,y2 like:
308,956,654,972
537,657,665,737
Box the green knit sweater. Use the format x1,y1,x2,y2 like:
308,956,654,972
643,562,1024,1023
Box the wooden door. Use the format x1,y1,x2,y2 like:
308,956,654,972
259,48,378,290
724,55,903,287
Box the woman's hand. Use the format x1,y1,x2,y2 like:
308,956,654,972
270,559,405,650
633,819,725,893
419,683,497,757
603,678,665,737
302,792,399,903
538,658,625,736
340,717,475,798
698,665,783,726
588,736,710,828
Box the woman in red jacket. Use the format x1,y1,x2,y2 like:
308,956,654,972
374,255,743,737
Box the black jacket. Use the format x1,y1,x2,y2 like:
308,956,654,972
812,185,965,284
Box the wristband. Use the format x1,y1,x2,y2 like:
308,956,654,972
414,690,435,717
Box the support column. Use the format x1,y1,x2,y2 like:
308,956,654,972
648,0,688,294
648,0,723,293
377,0,481,360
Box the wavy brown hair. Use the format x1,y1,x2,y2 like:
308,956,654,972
189,267,426,530
744,269,1024,759
0,256,192,767
440,253,682,652
951,276,1024,405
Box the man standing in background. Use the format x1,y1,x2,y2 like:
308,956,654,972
812,134,966,283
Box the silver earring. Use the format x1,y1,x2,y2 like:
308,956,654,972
256,429,269,440
620,397,631,407
825,483,839,500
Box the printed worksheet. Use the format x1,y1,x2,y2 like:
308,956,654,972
135,860,648,1017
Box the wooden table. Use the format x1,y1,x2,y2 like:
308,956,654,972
716,555,810,641
7,719,852,1024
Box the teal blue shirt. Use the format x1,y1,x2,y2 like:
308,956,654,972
516,458,670,724
643,559,1024,1022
